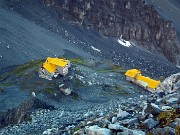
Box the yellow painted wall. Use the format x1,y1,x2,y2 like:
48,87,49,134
125,69,160,89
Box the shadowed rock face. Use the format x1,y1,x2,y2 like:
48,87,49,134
0,98,54,128
41,0,180,64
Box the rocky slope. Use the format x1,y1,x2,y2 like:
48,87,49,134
145,0,180,40
0,72,179,135
39,0,180,64
1,0,180,65
0,0,180,135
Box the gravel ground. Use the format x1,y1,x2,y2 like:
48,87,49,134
0,7,94,69
0,1,180,134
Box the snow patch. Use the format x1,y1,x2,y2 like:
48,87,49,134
117,36,131,47
91,46,101,52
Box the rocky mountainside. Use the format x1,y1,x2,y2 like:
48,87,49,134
1,0,180,64
39,0,180,65
0,0,180,135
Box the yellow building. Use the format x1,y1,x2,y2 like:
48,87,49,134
39,57,70,80
125,69,161,93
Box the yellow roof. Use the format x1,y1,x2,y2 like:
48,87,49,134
125,69,141,78
47,57,68,67
42,57,69,73
43,63,56,73
136,75,161,89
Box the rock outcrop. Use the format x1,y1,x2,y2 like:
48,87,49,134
41,0,180,65
0,97,54,128
157,72,180,93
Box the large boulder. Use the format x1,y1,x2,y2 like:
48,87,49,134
157,72,180,93
143,103,162,116
0,97,54,128
108,123,127,131
143,118,159,129
150,127,175,135
117,109,130,119
85,125,112,135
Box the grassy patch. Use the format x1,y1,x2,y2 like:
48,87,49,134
69,58,85,65
12,59,43,76
114,85,121,90
175,125,180,135
71,127,80,134
74,78,85,88
112,65,127,74
157,76,165,82
157,108,180,127
71,92,80,100
0,82,13,87
0,59,43,80
97,63,126,74
44,87,56,95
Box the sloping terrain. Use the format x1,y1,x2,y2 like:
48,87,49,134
0,5,179,77
2,0,179,64
0,1,179,134
0,7,93,69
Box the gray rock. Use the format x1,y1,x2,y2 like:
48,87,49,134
175,118,180,125
157,72,180,93
166,97,179,104
108,123,126,131
73,129,85,135
85,125,112,135
117,130,129,135
151,127,175,135
148,114,154,118
117,109,130,119
144,103,162,116
111,117,117,124
143,118,159,129
108,123,122,130
127,118,138,126
129,130,146,135
0,97,54,128
117,129,145,135
43,128,59,135
161,106,172,110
